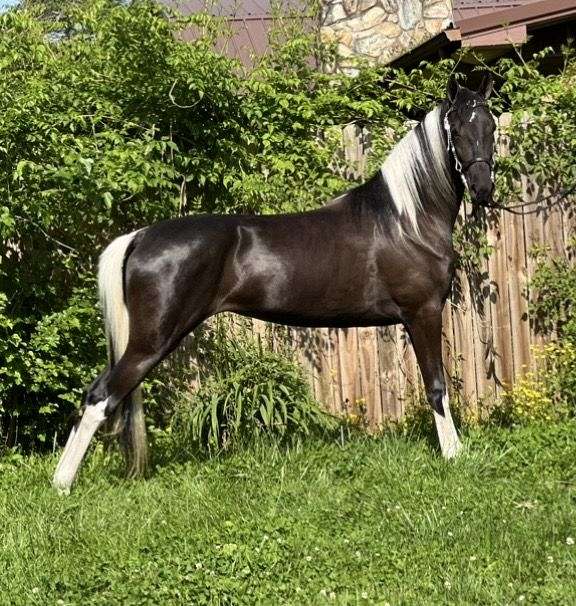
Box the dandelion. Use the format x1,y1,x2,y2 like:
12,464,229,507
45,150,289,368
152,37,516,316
567,537,575,546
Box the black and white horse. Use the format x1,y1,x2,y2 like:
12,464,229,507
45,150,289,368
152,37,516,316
53,76,496,492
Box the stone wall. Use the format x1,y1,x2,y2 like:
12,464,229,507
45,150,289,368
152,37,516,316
321,1,453,70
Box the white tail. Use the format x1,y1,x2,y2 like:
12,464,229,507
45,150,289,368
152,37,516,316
98,230,148,477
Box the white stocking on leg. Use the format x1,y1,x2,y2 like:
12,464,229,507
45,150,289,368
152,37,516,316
433,392,461,459
52,399,108,494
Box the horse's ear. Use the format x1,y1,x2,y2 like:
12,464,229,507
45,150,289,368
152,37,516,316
447,76,459,103
477,73,494,100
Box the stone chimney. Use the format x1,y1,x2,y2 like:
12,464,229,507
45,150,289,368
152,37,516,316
321,1,453,70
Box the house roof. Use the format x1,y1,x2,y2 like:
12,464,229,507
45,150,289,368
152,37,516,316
392,0,576,68
458,0,576,45
162,1,310,65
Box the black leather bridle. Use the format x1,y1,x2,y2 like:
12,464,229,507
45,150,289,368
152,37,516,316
443,102,494,181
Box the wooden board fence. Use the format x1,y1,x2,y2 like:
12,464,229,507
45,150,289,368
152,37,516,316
168,114,575,424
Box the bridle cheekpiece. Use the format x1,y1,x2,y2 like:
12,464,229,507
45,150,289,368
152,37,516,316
443,100,494,186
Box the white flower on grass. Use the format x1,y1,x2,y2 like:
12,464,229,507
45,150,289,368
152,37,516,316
319,589,327,597
305,555,312,562
31,588,39,595
361,591,368,599
355,550,361,558
329,592,336,600
444,580,452,590
518,595,525,602
547,555,554,563
447,531,453,538
566,537,575,546
195,562,202,570
469,556,476,562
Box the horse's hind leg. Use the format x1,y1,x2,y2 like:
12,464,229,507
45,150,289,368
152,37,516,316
53,346,171,494
52,366,112,493
52,310,206,493
406,310,461,459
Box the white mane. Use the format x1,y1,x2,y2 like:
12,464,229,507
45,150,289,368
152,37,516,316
381,107,455,236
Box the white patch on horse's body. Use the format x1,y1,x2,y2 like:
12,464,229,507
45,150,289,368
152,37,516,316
433,392,462,459
469,110,477,123
381,107,454,237
52,399,109,494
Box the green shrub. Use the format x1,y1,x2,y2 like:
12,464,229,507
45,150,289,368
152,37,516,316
488,239,576,426
492,370,563,426
171,329,337,455
530,244,576,342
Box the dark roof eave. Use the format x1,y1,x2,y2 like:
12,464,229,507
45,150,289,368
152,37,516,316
388,30,460,70
459,0,576,35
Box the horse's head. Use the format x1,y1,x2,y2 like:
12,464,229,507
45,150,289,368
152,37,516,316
444,74,496,206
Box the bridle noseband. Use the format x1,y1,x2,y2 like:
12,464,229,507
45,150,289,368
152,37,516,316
443,101,494,183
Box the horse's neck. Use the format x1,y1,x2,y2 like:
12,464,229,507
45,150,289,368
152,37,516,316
379,105,463,240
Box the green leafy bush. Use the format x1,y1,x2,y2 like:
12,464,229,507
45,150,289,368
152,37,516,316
491,244,576,426
171,327,336,455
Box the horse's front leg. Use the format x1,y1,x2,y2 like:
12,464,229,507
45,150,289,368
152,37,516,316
405,309,462,459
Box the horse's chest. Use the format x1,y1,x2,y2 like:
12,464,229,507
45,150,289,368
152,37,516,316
367,245,454,307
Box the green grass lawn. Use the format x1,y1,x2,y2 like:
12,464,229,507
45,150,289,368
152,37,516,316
0,422,575,605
